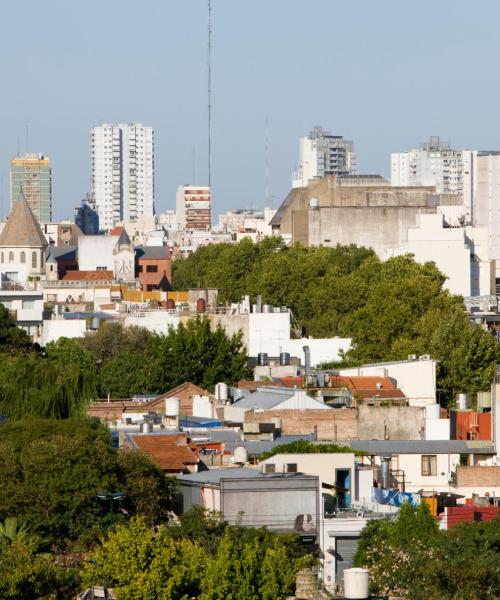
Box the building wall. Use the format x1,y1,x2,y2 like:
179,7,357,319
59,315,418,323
78,235,117,271
455,465,500,487
372,452,461,493
138,257,172,291
308,203,436,260
244,408,358,440
357,404,424,440
42,318,87,345
402,213,472,296
340,359,437,406
260,453,356,491
0,246,46,283
221,476,320,535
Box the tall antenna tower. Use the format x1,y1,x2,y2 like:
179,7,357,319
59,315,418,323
265,116,270,207
207,0,212,189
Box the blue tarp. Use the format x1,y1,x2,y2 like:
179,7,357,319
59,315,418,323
372,487,420,507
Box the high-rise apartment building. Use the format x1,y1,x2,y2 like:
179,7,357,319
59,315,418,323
292,126,357,188
10,154,52,223
91,123,154,229
176,185,211,230
391,136,471,194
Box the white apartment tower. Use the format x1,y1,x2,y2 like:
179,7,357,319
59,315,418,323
91,123,154,229
391,136,470,191
292,126,357,188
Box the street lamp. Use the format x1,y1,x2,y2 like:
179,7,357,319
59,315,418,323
97,491,126,526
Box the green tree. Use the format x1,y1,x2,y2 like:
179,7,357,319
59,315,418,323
0,303,32,351
0,419,177,549
82,517,207,600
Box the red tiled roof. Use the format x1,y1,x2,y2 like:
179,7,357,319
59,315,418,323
143,382,211,416
62,270,114,281
132,434,199,472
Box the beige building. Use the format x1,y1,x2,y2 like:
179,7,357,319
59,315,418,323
270,176,451,257
0,198,48,286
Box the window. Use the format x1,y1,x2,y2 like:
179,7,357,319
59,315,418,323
285,463,298,473
32,252,37,268
146,265,158,273
96,266,107,271
20,251,26,264
421,455,437,476
263,464,275,474
9,251,14,264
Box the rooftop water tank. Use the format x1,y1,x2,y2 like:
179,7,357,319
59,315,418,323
258,352,269,366
343,567,369,599
140,421,152,434
215,382,228,401
262,304,273,313
279,352,290,366
165,397,180,417
456,393,469,411
196,297,206,313
233,446,248,464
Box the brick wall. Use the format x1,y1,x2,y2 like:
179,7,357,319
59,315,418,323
456,465,500,487
244,409,358,441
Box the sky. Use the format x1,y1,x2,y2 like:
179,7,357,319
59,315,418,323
1,0,500,221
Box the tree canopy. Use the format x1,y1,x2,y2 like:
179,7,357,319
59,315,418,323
354,502,500,600
0,418,177,549
173,238,500,398
82,513,312,600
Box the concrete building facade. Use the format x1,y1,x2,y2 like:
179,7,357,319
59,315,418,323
10,154,52,223
175,185,211,230
292,126,357,189
91,124,154,229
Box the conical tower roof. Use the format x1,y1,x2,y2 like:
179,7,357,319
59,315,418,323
116,227,131,247
0,198,47,248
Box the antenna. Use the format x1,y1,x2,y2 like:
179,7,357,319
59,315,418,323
265,116,270,208
207,0,212,190
25,118,30,154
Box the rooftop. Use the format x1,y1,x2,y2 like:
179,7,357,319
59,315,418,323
350,440,495,455
0,198,47,248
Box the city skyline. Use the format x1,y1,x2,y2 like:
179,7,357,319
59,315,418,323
2,0,500,221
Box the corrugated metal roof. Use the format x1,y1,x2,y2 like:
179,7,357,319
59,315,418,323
233,388,295,410
178,467,261,484
224,435,315,456
350,440,495,455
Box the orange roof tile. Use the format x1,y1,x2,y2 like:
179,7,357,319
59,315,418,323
62,270,114,281
132,434,199,471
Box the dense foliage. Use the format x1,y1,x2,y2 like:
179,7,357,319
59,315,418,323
258,439,361,461
79,317,249,397
0,311,249,409
354,502,500,600
82,513,312,600
173,238,500,398
0,418,177,549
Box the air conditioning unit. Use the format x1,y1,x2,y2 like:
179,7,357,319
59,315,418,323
419,354,431,361
407,354,417,361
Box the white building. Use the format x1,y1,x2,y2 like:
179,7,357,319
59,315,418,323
91,124,154,229
340,357,437,406
292,126,357,189
0,289,44,342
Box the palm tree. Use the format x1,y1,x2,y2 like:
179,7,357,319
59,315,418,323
0,517,29,544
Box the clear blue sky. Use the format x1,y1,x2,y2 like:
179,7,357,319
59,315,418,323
1,0,500,220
